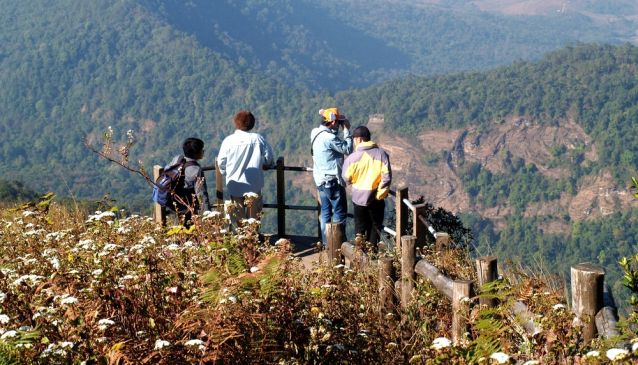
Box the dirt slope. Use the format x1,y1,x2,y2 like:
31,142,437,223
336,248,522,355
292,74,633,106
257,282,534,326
369,114,638,229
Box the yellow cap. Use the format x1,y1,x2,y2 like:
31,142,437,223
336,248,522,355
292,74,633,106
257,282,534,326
319,107,341,122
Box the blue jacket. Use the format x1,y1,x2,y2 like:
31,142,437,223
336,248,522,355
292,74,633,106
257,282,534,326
310,125,353,187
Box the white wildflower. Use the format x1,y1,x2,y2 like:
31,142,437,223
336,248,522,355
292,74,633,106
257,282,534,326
552,303,566,311
96,337,107,343
0,291,6,303
184,339,204,347
58,341,74,349
0,314,9,324
86,211,116,223
167,287,178,294
154,339,170,350
183,240,196,248
102,243,118,251
98,319,115,331
584,350,600,358
60,296,78,305
49,257,60,270
92,269,103,276
241,218,259,225
633,341,638,353
140,235,156,245
490,352,510,364
202,210,222,220
522,361,540,365
12,274,44,287
459,296,470,304
117,226,131,234
431,337,451,350
606,348,629,361
22,210,35,217
228,296,237,303
165,243,180,251
77,239,94,250
219,298,227,304
243,192,259,199
250,266,259,273
334,264,345,269
1,330,17,339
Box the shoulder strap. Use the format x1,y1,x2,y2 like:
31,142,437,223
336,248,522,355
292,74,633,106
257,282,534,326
311,130,328,156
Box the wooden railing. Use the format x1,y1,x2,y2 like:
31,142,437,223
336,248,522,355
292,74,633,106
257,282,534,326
326,185,619,344
153,156,321,239
153,160,619,343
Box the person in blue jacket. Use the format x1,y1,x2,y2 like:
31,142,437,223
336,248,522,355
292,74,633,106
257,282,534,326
310,107,353,247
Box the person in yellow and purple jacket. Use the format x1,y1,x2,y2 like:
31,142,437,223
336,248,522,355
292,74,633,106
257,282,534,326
342,126,392,245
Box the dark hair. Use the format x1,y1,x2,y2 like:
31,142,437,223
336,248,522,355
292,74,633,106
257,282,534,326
234,110,255,131
182,137,204,159
352,126,371,142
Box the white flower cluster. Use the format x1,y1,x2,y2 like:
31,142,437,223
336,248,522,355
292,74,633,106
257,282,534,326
86,211,116,223
431,337,451,350
154,339,170,350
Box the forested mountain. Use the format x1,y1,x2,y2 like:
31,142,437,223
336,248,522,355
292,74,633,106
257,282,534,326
333,44,638,299
1,0,638,303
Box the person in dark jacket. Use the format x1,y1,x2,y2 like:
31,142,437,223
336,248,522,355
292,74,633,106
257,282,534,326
166,137,210,226
342,126,391,245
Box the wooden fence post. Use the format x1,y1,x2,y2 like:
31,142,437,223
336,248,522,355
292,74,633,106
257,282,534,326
379,257,395,316
476,256,498,308
153,165,166,226
317,200,322,242
571,263,604,341
395,186,408,250
326,223,344,265
276,157,285,237
215,160,223,207
412,203,428,245
435,232,450,251
452,280,472,344
400,235,416,309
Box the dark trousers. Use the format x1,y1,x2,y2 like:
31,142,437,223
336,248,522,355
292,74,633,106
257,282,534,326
353,199,385,244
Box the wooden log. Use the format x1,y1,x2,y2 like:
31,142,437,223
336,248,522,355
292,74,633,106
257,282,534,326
400,235,416,309
395,187,409,250
414,259,454,299
326,223,344,265
276,157,285,237
379,257,395,315
153,165,166,226
595,306,619,339
596,283,619,339
571,263,604,341
452,280,472,345
215,160,224,206
476,256,498,308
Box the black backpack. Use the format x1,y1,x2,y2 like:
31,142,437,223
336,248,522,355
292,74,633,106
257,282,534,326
152,158,198,211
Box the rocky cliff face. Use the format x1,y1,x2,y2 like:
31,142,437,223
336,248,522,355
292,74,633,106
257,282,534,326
368,114,638,232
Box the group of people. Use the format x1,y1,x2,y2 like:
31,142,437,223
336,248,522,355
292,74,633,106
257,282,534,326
165,107,391,246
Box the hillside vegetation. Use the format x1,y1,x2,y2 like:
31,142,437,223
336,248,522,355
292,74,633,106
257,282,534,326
1,199,638,363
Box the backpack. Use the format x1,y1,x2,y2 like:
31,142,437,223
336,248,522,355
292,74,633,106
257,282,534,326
152,158,198,210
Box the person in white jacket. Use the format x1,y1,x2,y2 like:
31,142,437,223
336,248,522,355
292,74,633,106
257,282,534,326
217,110,275,221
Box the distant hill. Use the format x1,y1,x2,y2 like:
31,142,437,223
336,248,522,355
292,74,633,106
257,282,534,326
139,0,636,89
